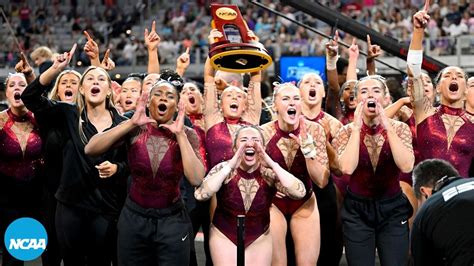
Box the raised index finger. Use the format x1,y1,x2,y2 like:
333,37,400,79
103,49,110,61
423,0,430,12
20,52,28,63
151,20,156,33
367,34,372,46
68,43,77,59
185,46,190,54
83,31,92,42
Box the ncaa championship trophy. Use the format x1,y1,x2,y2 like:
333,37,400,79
209,4,272,73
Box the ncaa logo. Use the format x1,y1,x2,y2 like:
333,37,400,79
4,218,48,261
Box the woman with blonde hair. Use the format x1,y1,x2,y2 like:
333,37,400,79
261,82,330,265
39,68,82,266
30,46,54,73
22,44,129,266
0,72,44,266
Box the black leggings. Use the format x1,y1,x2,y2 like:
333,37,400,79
55,202,118,266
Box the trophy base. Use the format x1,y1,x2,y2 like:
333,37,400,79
209,43,272,73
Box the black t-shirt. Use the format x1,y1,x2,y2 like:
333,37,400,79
411,177,474,266
22,77,129,216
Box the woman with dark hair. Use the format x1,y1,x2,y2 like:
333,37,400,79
118,77,143,114
195,125,305,266
0,72,44,266
407,0,474,178
21,44,129,266
85,73,205,265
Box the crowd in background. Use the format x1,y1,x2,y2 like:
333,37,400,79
1,0,473,69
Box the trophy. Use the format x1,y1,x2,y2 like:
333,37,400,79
209,4,272,73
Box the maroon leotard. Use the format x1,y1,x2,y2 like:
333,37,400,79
205,118,250,169
0,109,43,180
417,105,474,178
212,165,276,248
0,109,44,207
188,113,208,171
334,121,412,198
307,111,342,142
340,109,354,125
262,121,313,216
128,124,202,208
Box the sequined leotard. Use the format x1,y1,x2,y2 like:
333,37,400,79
205,118,250,169
340,109,354,126
128,124,202,208
417,105,474,178
188,113,208,171
212,165,276,248
261,120,328,215
0,109,44,208
333,120,413,198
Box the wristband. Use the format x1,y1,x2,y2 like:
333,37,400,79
300,134,317,159
326,55,339,70
407,50,423,78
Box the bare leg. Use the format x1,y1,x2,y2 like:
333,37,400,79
290,194,320,266
209,225,273,266
246,230,272,266
209,225,237,266
270,205,288,266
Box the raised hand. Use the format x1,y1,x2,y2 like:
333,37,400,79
160,100,185,134
144,21,160,51
376,100,392,129
228,142,246,170
53,43,77,71
100,49,115,71
289,116,318,159
255,141,274,168
367,35,381,60
289,116,308,145
413,0,430,29
83,31,99,61
319,118,331,142
215,77,229,91
325,30,339,58
348,38,359,59
208,29,223,45
15,52,33,75
176,47,191,71
111,80,122,96
247,30,259,42
131,91,156,127
352,99,365,131
95,160,118,178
